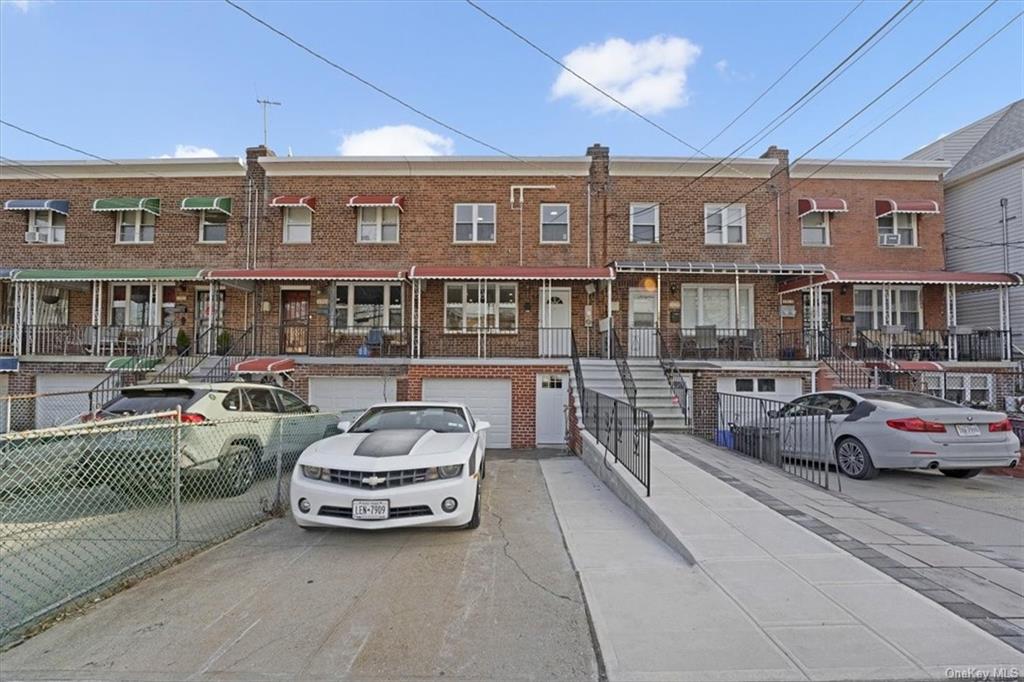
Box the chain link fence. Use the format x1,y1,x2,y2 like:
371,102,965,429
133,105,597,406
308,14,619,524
0,405,335,645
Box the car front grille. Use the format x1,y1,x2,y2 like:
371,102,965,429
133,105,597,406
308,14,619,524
326,468,431,489
317,505,433,519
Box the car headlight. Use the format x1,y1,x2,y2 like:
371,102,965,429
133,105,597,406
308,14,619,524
437,464,463,479
301,465,329,481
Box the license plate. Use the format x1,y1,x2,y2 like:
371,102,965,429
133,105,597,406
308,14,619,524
352,500,389,520
955,424,981,437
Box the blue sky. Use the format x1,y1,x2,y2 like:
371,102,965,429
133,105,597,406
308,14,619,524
1,0,1021,161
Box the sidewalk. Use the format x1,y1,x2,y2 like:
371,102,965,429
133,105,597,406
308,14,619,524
544,435,1024,681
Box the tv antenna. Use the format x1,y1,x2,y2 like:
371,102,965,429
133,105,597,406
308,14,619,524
256,98,282,146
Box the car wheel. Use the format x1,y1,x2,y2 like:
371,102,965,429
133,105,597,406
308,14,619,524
464,481,481,530
218,445,256,497
940,468,982,479
835,437,878,480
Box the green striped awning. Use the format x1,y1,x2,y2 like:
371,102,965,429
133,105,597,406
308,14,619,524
92,197,161,216
12,268,205,282
181,196,232,215
105,356,162,372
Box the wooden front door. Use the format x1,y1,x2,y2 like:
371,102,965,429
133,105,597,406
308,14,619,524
280,290,310,354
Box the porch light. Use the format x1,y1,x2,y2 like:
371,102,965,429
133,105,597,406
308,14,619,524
130,290,148,304
40,292,60,305
642,277,657,292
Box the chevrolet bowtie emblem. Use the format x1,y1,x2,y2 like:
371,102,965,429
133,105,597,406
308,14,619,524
362,475,386,487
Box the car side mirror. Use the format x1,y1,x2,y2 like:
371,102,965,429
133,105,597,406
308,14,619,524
337,420,352,433
475,420,491,432
767,409,780,419
309,405,319,413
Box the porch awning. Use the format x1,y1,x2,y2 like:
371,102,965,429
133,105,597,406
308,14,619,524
875,199,940,218
613,261,826,276
104,357,162,372
11,268,206,282
92,197,161,216
778,269,1024,294
0,268,13,280
269,195,316,211
797,198,847,218
181,196,232,215
409,266,615,280
347,195,405,211
206,268,405,281
4,199,70,215
0,357,18,372
231,357,296,374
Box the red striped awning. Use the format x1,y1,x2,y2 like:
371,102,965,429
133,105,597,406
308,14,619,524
409,266,614,280
206,268,405,281
231,357,296,374
270,195,316,212
875,199,940,218
348,195,405,212
797,198,848,218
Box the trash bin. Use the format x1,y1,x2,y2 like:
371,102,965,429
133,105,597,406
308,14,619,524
731,425,781,464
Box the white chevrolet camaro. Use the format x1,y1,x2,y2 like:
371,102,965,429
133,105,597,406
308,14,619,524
290,402,489,530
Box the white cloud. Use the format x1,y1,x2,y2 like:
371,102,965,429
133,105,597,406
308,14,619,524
159,144,219,159
3,0,49,12
551,35,701,115
338,125,454,156
715,59,729,75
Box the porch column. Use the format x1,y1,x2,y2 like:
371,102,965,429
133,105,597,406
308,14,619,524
733,274,740,331
12,282,23,356
880,284,892,328
656,273,662,329
945,283,958,361
28,283,38,355
206,284,215,354
812,285,821,360
999,286,1011,360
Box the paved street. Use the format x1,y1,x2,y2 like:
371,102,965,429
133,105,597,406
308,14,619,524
1,451,599,681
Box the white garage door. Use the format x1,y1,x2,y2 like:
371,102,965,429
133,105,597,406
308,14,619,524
308,376,396,416
422,378,512,449
36,373,107,428
717,376,803,404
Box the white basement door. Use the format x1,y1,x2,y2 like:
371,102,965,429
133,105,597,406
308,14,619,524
421,378,512,448
308,376,396,416
35,373,107,428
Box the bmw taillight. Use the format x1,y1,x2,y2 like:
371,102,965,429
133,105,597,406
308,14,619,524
989,419,1012,433
886,417,946,433
178,412,206,424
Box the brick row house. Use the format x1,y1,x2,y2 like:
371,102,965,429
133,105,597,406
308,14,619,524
1,144,1020,444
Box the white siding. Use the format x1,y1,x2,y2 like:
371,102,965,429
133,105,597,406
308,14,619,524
907,107,1008,163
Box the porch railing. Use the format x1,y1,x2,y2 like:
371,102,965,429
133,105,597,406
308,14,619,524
19,324,174,357
88,325,176,411
854,328,1013,363
0,323,14,356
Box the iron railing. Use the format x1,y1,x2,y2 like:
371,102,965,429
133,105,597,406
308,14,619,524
581,388,652,495
570,331,586,412
608,328,637,405
149,325,217,384
20,324,173,357
88,325,176,412
656,329,690,425
819,328,877,389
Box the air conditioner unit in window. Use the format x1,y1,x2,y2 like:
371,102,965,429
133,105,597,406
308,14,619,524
878,233,902,246
24,232,41,243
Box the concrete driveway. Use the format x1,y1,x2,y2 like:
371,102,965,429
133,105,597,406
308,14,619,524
2,450,599,681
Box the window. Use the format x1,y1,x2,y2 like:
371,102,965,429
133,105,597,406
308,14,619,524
283,206,312,243
333,283,403,330
25,210,66,244
629,202,659,243
445,282,517,331
199,210,227,243
111,284,175,327
877,213,916,247
357,206,400,243
681,285,754,330
540,204,570,243
757,378,776,393
454,203,496,243
276,390,310,413
704,203,746,245
735,379,754,392
853,287,921,331
244,388,279,413
800,211,829,246
117,210,155,244
923,373,992,405
223,389,248,411
735,378,777,394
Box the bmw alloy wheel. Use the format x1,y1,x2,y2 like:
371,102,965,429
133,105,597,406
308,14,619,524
837,440,866,476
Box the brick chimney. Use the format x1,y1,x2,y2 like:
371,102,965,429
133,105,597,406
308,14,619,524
586,144,611,265
760,146,790,263
244,145,274,269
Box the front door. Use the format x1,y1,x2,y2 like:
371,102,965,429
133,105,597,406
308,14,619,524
538,287,571,357
196,288,225,351
536,374,568,444
280,290,310,354
628,289,657,357
802,290,833,356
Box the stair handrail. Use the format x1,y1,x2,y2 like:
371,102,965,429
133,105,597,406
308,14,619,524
202,326,254,382
570,331,586,413
656,329,689,424
87,324,176,412
819,328,875,389
609,328,637,405
149,325,217,383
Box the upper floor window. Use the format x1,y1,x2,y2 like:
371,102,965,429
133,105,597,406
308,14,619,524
117,210,155,244
445,282,517,331
540,204,570,243
877,213,916,247
454,203,496,243
357,206,400,243
800,211,829,246
629,202,659,243
283,206,312,243
704,203,746,245
25,210,66,244
333,283,403,330
199,210,227,243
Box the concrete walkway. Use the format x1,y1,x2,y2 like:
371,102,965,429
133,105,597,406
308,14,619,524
545,436,1024,681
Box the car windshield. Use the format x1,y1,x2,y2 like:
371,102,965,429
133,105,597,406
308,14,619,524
859,392,961,409
101,388,204,416
349,406,470,434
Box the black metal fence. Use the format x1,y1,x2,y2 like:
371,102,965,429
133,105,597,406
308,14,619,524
581,388,652,496
696,392,841,491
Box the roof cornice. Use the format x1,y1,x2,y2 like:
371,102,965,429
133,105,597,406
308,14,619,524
609,157,778,178
0,158,246,179
791,159,949,181
259,156,592,177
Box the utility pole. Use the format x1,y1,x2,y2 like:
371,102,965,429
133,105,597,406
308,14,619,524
256,98,281,147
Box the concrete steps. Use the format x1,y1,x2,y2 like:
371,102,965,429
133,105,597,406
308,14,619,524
575,358,690,431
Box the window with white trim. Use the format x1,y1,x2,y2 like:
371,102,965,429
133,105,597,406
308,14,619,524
877,213,916,247
444,282,517,331
629,202,659,243
800,211,829,246
923,372,992,405
110,284,174,327
199,210,227,243
704,203,746,245
332,283,402,329
453,203,496,243
540,203,569,243
117,210,155,243
735,378,777,393
25,210,66,244
681,284,754,330
853,286,921,331
283,206,312,243
357,206,400,243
